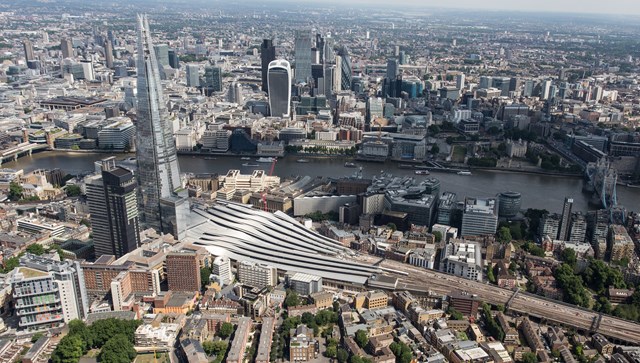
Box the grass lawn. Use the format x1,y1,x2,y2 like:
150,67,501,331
135,353,169,363
452,145,467,163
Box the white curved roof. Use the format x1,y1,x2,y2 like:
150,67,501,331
186,202,377,284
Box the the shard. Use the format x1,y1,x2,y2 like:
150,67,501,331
135,15,188,238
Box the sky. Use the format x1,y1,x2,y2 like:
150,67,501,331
292,0,640,16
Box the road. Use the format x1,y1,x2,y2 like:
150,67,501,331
369,258,640,344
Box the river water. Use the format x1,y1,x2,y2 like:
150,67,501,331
4,151,640,214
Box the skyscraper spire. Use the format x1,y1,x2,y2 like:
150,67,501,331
135,14,185,236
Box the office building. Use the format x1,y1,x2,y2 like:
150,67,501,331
166,251,201,292
294,30,312,83
337,46,352,90
135,15,188,237
97,117,135,150
267,59,292,118
104,40,114,69
17,218,64,237
61,38,73,58
386,58,398,80
237,261,277,289
227,82,243,104
212,256,232,286
10,254,89,330
558,197,573,241
461,198,498,237
153,43,170,67
456,73,465,90
260,39,276,92
437,192,458,225
204,66,222,92
497,191,521,219
541,79,552,100
186,64,200,87
23,39,34,62
86,158,140,258
168,49,179,69
440,240,483,282
449,290,480,316
287,272,323,296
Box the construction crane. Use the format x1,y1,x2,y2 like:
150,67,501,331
262,158,278,212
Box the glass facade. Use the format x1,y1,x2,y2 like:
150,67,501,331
135,15,184,233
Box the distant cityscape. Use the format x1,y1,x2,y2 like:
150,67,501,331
0,1,639,363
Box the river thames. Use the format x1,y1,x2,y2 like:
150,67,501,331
4,151,640,214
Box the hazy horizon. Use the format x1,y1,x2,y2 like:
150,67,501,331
236,0,640,16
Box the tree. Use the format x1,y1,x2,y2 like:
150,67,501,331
26,243,46,256
8,181,23,201
325,345,337,358
98,334,136,363
203,340,228,356
355,329,368,349
201,266,211,288
386,223,397,232
561,248,577,268
447,306,464,320
337,348,349,363
285,290,301,308
432,231,442,243
430,144,440,154
31,332,44,343
51,335,84,363
487,265,496,283
219,322,234,339
66,185,81,197
497,227,512,244
522,352,538,363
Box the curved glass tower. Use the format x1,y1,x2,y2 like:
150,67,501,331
135,14,183,233
267,59,292,118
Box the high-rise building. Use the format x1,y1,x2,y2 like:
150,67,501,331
86,157,140,258
541,79,552,100
23,39,34,62
267,59,292,118
212,256,232,286
204,66,222,92
227,82,244,104
558,197,573,241
153,44,170,67
456,74,466,90
294,30,312,83
104,40,114,69
10,254,89,330
386,58,398,80
337,46,352,91
324,36,334,64
260,39,276,93
186,64,200,87
237,261,277,289
166,252,201,292
135,15,188,238
461,197,499,237
333,57,342,93
61,38,73,58
168,49,179,69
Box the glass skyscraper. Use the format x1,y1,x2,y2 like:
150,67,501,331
268,59,292,118
294,30,312,84
261,39,276,93
135,15,187,238
338,46,352,91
